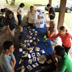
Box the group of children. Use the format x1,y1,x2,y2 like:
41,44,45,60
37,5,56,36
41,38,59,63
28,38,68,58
0,3,72,72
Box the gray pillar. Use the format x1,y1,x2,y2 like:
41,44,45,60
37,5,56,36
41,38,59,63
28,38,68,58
49,0,52,5
58,0,67,29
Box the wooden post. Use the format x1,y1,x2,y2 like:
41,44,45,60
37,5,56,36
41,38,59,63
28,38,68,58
49,0,52,5
58,0,67,29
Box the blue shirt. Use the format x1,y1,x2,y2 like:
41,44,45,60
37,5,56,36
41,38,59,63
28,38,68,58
6,17,16,31
0,50,15,72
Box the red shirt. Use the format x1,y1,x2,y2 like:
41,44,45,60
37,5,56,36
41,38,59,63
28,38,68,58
47,33,72,47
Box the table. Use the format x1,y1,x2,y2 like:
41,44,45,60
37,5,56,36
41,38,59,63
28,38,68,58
15,24,53,72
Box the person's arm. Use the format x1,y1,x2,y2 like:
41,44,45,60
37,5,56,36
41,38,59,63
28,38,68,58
38,15,40,19
26,12,29,25
6,25,13,36
47,33,59,40
17,12,21,16
58,62,67,72
15,22,22,29
47,31,55,37
36,11,40,19
51,52,56,62
10,53,16,69
3,57,14,72
68,33,72,39
49,13,52,15
11,58,16,69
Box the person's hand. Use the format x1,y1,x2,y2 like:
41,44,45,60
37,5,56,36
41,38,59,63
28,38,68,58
55,62,59,66
50,14,52,15
45,27,49,31
10,33,14,37
46,38,48,40
18,26,22,29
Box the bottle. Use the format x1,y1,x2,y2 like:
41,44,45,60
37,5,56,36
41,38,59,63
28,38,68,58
43,35,46,42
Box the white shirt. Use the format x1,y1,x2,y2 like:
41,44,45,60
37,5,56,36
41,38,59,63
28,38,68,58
27,11,39,23
17,7,23,16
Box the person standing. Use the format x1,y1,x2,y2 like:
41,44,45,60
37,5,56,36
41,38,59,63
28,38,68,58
47,4,55,20
17,3,25,25
26,6,40,26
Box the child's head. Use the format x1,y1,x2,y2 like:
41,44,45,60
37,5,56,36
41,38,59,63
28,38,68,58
47,4,51,9
6,11,13,18
19,3,25,8
54,45,65,58
49,21,55,28
59,26,67,34
3,41,15,53
30,6,34,12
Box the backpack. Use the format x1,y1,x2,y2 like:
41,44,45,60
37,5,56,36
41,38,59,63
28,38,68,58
0,17,4,27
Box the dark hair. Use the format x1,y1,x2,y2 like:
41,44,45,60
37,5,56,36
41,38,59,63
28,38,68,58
3,41,13,51
19,3,25,7
30,6,34,9
1,9,5,12
59,26,67,32
6,10,13,17
47,4,51,7
54,45,65,57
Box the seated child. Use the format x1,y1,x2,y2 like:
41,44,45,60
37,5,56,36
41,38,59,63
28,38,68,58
0,41,16,72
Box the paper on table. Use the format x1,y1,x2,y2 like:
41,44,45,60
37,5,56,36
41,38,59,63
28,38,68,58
33,57,36,62
41,50,45,54
24,44,26,47
32,29,35,31
37,55,47,64
24,40,27,43
47,59,52,64
36,52,41,57
20,69,25,72
28,26,30,28
30,40,33,43
32,63,39,68
33,37,36,40
19,48,23,52
28,59,32,64
29,36,32,39
35,31,37,33
29,50,33,53
28,54,31,58
35,34,37,36
27,40,29,42
23,51,25,54
32,53,35,57
27,65,33,71
37,47,40,51
30,33,33,35
19,60,21,64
